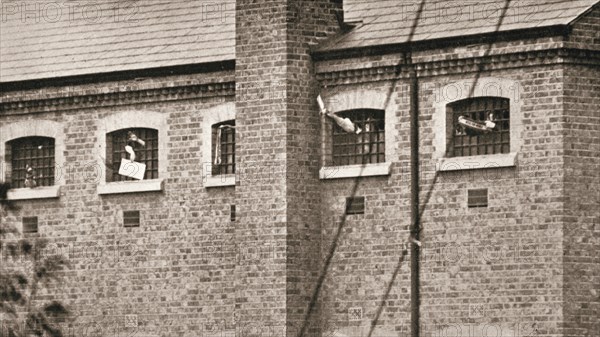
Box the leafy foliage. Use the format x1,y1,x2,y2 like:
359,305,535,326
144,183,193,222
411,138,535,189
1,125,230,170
1,183,70,337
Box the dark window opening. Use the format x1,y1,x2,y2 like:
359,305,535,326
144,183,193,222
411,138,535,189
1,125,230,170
468,189,488,208
346,196,365,215
332,109,385,166
7,137,55,188
212,120,235,175
23,216,39,233
123,210,140,227
449,97,510,157
230,204,236,222
106,128,158,182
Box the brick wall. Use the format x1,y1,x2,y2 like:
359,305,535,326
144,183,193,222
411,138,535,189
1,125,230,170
317,65,571,336
562,6,600,336
563,63,600,337
234,0,290,332
1,72,238,336
566,4,600,51
282,2,341,335
234,0,339,335
1,3,598,337
313,23,600,335
419,65,567,337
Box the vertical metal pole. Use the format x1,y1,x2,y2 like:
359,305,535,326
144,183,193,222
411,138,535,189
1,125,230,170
409,64,420,337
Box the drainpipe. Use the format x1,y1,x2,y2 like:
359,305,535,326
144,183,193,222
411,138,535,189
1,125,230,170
408,53,420,337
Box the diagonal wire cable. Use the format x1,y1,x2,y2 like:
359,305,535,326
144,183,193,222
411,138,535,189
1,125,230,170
381,0,426,112
367,1,512,336
298,164,366,337
301,1,512,336
299,2,426,336
420,0,512,219
366,0,426,335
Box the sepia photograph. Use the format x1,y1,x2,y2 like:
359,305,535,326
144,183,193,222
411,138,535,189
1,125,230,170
1,0,599,336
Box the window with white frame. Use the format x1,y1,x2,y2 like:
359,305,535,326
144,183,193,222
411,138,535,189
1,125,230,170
318,89,396,179
331,109,385,166
201,102,236,187
447,97,510,157
211,120,235,175
0,120,64,200
6,137,55,188
433,77,523,171
106,128,159,182
96,111,166,195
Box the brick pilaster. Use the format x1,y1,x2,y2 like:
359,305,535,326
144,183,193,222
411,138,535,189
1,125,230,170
234,0,340,335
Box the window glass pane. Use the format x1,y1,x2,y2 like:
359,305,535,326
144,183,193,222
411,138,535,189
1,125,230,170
449,97,510,157
9,137,55,188
212,120,236,175
107,128,159,182
332,109,385,165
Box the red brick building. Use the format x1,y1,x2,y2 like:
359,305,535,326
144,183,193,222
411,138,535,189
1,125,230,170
1,1,598,336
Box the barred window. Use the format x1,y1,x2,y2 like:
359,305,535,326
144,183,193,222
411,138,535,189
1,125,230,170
7,137,55,188
106,128,158,182
332,109,385,166
212,120,235,175
449,97,510,157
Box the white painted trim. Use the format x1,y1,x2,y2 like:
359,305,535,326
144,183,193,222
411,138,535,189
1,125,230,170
0,120,65,196
433,77,523,162
320,162,391,180
204,175,236,188
320,87,398,169
436,153,517,171
95,110,168,190
97,179,164,195
200,102,236,188
6,185,61,200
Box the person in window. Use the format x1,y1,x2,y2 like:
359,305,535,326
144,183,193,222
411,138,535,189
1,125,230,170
317,95,362,134
457,111,496,136
24,164,39,188
125,131,146,162
324,110,362,134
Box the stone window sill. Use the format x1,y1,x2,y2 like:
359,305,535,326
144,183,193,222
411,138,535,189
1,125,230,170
204,175,236,188
320,162,391,180
97,179,164,195
6,185,61,200
436,153,517,171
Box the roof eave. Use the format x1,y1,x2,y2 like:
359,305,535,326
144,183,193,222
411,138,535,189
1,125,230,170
0,60,235,93
312,25,571,62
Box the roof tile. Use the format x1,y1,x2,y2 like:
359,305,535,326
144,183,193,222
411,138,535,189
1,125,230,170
2,0,597,82
1,0,235,82
321,0,599,51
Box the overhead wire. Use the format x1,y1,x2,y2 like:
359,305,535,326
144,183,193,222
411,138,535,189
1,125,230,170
300,1,513,336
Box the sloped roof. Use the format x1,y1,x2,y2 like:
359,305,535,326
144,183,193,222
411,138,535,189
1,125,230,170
1,0,597,83
320,0,599,52
0,0,235,83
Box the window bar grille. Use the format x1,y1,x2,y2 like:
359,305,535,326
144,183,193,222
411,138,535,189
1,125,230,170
9,137,55,188
212,121,235,175
109,128,159,182
332,110,385,166
451,97,509,157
